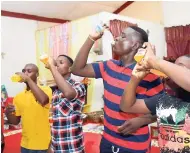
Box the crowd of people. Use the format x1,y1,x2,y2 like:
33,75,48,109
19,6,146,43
1,24,189,153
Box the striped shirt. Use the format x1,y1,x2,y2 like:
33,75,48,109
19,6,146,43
92,60,164,153
51,77,86,153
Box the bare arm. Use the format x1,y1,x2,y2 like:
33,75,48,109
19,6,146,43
139,114,157,124
120,76,151,114
118,75,157,135
50,64,76,100
71,25,108,78
152,59,190,92
5,104,21,125
27,78,49,106
16,72,49,107
6,113,21,125
71,37,96,78
118,114,156,135
142,42,190,92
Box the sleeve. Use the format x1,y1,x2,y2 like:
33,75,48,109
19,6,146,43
73,82,86,99
41,86,52,108
144,94,162,115
145,74,164,97
91,61,107,79
58,83,86,116
13,96,21,116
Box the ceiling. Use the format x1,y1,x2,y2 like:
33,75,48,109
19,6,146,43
1,1,127,20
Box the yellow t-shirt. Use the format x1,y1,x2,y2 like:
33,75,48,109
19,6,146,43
13,86,52,150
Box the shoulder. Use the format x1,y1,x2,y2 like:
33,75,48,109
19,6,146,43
14,90,25,99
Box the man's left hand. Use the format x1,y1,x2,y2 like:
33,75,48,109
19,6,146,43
15,72,30,82
118,117,144,135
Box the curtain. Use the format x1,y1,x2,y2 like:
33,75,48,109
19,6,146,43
165,24,190,58
110,19,137,60
36,22,69,82
49,23,69,58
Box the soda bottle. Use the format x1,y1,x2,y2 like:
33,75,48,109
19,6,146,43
11,74,22,82
134,49,167,78
134,48,145,62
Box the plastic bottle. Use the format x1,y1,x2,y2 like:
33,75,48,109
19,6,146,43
134,49,167,78
134,48,145,62
11,74,22,82
95,24,104,33
150,69,167,78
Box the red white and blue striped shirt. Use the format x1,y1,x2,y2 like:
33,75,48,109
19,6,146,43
92,60,164,153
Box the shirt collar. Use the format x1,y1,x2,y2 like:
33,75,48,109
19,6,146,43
24,84,41,93
114,60,136,70
66,76,72,82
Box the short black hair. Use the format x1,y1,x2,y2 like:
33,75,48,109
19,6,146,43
58,55,73,65
129,26,148,43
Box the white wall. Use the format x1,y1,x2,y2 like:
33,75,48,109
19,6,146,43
1,17,37,97
162,1,190,27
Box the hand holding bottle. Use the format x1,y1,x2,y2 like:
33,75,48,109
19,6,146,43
40,54,49,65
5,103,16,115
89,23,109,41
134,43,167,78
45,57,56,70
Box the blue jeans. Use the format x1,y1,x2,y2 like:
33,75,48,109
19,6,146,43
21,147,47,153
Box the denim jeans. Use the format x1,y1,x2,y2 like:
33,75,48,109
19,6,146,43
21,147,47,153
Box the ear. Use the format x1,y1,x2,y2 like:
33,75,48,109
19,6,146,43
132,42,141,51
36,73,39,77
68,67,72,73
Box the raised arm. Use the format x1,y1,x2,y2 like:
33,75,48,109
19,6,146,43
140,43,190,92
150,59,190,92
71,37,96,78
71,25,108,78
16,72,50,106
120,70,151,114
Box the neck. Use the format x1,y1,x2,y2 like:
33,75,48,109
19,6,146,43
26,84,30,91
120,51,136,67
63,73,71,80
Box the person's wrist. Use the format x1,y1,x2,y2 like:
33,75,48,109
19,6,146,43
49,64,56,71
88,35,96,42
147,56,160,69
89,35,99,42
140,117,149,125
25,76,31,82
130,76,141,85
